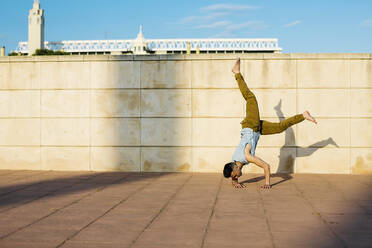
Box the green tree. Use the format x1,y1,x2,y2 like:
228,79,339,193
33,49,70,56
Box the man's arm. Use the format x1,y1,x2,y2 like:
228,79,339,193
244,146,271,189
248,155,271,188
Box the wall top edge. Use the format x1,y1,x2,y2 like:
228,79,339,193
2,53,371,62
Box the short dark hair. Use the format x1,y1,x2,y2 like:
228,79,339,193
223,162,235,178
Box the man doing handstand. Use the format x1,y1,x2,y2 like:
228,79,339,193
224,58,317,189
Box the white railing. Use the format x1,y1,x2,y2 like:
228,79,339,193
16,38,281,54
147,39,280,51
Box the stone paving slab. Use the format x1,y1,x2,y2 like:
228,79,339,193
0,171,371,248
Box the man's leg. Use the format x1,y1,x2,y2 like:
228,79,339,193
261,111,316,135
232,58,260,129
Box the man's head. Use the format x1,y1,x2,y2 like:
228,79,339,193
223,161,242,179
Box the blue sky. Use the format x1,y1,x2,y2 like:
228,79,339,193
1,0,371,54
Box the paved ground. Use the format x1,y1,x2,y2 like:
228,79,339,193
0,171,371,248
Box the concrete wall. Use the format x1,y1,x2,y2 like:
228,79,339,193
0,54,371,174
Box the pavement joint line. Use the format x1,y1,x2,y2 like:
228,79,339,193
255,180,275,248
0,172,100,214
290,179,348,248
200,176,223,248
128,173,194,248
0,171,18,177
0,172,129,240
57,173,169,248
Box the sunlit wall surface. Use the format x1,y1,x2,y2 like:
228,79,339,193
0,54,370,174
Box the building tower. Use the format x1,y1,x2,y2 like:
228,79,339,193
28,0,44,55
132,25,147,55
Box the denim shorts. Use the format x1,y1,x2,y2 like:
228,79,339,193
232,128,260,164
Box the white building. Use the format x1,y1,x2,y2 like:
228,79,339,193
28,0,44,55
17,1,281,55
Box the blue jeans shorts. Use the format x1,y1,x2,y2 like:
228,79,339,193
232,128,260,165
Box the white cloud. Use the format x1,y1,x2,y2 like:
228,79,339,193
179,12,230,24
282,20,301,28
208,30,234,38
196,21,232,29
360,19,372,27
195,20,268,32
227,21,268,31
171,3,264,34
201,4,259,12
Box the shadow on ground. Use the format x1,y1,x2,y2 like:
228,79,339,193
0,171,168,210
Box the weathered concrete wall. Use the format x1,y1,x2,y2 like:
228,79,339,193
0,54,371,174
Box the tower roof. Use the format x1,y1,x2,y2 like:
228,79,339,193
136,25,145,40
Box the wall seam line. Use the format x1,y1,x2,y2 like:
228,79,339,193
39,61,42,170
190,60,193,173
295,59,298,173
89,61,92,171
139,61,142,172
348,58,351,174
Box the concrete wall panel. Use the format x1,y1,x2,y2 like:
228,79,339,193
192,118,241,147
297,118,350,148
41,118,90,146
91,147,140,171
192,147,235,173
7,62,40,89
141,61,191,88
91,90,140,117
192,89,244,117
91,118,140,146
91,61,140,89
41,147,90,171
254,89,297,118
298,89,349,117
297,60,349,88
191,60,235,89
141,147,192,172
1,55,371,174
350,89,372,117
41,62,90,89
350,60,372,88
0,119,40,145
141,89,191,117
296,148,349,174
351,148,372,174
0,63,10,89
141,118,191,146
0,91,40,117
41,90,90,117
0,147,40,170
241,59,296,88
351,119,372,147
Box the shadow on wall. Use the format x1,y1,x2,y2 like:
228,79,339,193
89,58,186,173
274,99,339,173
135,59,191,173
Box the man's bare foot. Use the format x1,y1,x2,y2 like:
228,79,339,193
303,111,317,124
232,58,240,74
